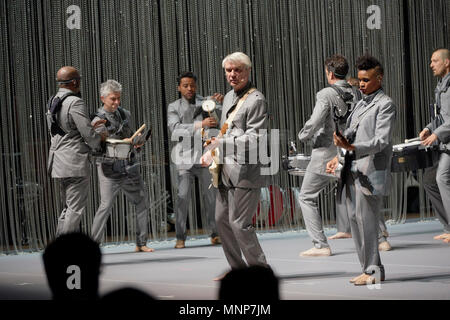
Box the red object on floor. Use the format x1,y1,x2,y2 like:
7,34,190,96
253,185,283,226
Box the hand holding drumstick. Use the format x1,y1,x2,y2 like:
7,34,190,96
123,124,146,148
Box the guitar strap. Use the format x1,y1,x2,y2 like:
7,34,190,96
221,88,257,135
209,87,256,188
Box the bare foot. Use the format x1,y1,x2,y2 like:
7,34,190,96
433,233,450,240
213,271,229,281
378,240,392,251
349,273,366,283
328,232,352,240
353,274,376,286
135,245,155,252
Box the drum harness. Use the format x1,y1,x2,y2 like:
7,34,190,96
46,92,81,138
92,108,140,176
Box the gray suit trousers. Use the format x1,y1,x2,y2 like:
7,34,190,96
336,186,388,239
298,171,332,248
91,164,149,246
216,186,268,269
56,176,89,236
336,186,351,233
423,152,450,233
175,165,217,240
346,172,384,274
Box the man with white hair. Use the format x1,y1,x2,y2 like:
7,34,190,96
420,48,450,243
90,80,153,252
201,52,270,278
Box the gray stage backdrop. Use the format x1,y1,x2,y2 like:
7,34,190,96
0,0,448,253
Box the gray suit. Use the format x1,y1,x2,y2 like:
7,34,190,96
423,72,450,233
46,88,102,236
167,95,219,240
215,84,268,269
298,80,356,248
342,89,396,275
90,107,150,246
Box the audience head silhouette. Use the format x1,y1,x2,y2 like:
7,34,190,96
43,232,102,300
101,287,155,302
219,266,280,300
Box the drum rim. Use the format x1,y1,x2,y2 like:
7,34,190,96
106,138,132,145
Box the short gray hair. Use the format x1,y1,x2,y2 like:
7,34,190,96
222,52,252,69
434,48,450,61
100,79,122,97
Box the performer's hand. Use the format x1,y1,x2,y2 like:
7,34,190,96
201,150,213,167
419,128,431,141
92,119,107,129
202,117,218,128
133,133,145,149
99,131,108,142
333,132,355,151
422,133,438,146
326,156,339,174
211,93,224,104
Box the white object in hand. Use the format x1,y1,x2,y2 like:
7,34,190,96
202,100,216,113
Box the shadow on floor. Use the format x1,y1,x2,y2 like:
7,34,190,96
102,243,221,255
103,255,211,267
385,272,450,284
388,242,446,251
279,271,356,281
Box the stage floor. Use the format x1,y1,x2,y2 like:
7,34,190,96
0,219,449,300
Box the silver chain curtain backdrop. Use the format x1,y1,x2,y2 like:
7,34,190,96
0,0,448,253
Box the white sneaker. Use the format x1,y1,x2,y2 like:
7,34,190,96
299,247,332,257
378,241,392,251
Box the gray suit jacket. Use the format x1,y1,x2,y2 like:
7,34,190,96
47,88,102,178
426,72,450,147
345,89,396,196
168,95,221,171
218,86,268,188
298,80,357,175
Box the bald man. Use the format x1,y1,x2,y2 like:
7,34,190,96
47,66,106,236
420,48,450,243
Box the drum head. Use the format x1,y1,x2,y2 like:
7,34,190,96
106,138,131,145
202,100,216,112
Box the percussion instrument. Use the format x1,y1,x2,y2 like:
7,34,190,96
202,99,216,113
391,139,439,172
282,154,311,176
105,138,132,160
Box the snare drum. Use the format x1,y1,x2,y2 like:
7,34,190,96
282,154,311,176
391,140,439,172
105,139,132,160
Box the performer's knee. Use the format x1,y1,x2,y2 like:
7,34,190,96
436,171,450,191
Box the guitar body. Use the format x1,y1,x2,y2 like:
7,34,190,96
209,148,222,188
205,88,256,188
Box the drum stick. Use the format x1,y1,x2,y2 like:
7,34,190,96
404,137,421,143
130,124,146,141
